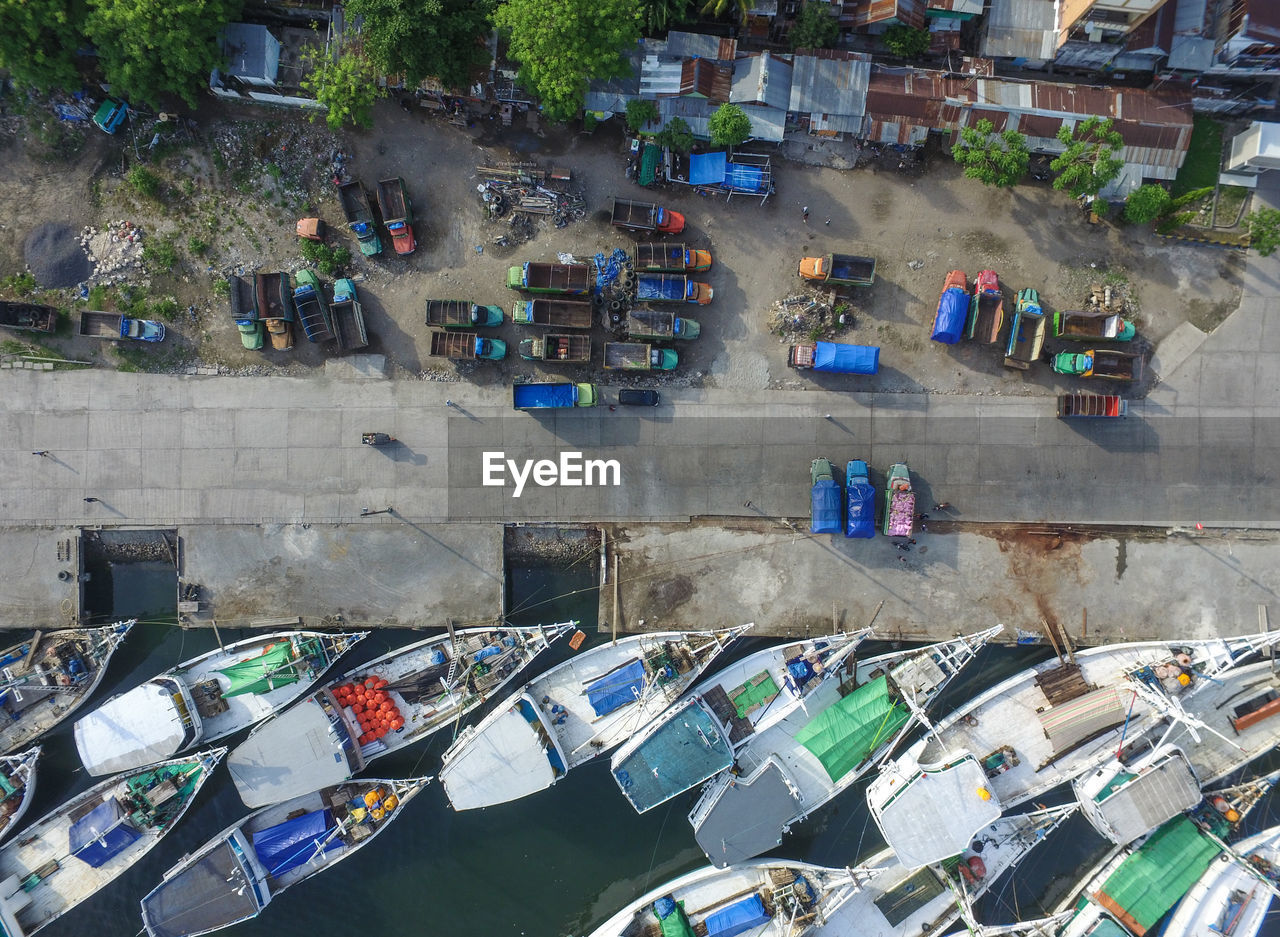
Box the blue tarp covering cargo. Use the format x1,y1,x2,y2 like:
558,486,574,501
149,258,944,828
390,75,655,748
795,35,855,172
637,276,686,302
932,289,967,344
586,658,647,716
688,152,727,186
813,342,879,374
811,480,841,534
845,461,876,539
725,163,767,193
253,808,340,876
706,894,771,937
71,798,141,867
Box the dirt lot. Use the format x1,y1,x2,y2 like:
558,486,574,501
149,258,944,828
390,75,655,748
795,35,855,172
0,96,1246,395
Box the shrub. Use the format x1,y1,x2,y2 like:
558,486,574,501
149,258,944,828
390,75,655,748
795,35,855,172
300,240,353,277
128,166,163,200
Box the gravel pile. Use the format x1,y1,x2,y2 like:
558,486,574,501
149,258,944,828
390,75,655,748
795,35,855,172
24,222,93,288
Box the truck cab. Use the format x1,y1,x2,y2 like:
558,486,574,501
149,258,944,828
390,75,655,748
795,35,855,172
471,304,503,327
123,319,166,342
93,99,128,134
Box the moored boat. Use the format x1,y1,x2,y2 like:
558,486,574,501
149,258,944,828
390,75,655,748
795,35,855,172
0,748,39,845
689,627,1001,867
0,748,225,936
0,621,135,754
1159,823,1280,937
75,630,368,776
438,626,752,810
228,622,574,807
610,629,871,814
139,775,431,937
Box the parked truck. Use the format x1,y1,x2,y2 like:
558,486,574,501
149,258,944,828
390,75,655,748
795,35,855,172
635,274,712,305
609,197,685,235
624,307,700,341
810,458,841,535
797,253,877,287
932,270,968,344
967,269,1004,343
337,182,382,256
604,342,678,371
845,460,875,539
883,463,914,538
633,242,711,273
1057,393,1128,418
429,331,506,360
1050,348,1143,382
425,299,503,329
511,298,593,329
293,270,335,343
1003,288,1046,371
518,334,592,363
78,310,165,342
512,382,599,409
376,177,416,255
506,262,593,296
788,342,880,374
331,278,368,351
229,273,262,349
1053,310,1136,342
255,272,295,351
0,301,57,332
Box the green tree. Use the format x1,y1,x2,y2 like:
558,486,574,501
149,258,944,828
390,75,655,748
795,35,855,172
1247,206,1280,257
345,0,493,93
1123,184,1171,225
301,49,383,131
708,103,751,147
84,0,243,108
655,117,694,153
789,3,838,50
951,118,1029,188
0,0,85,91
641,0,692,33
625,98,659,133
882,24,929,58
1051,116,1126,199
700,0,748,24
494,0,640,124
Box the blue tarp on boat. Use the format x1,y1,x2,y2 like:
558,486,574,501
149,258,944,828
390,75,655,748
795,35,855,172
71,797,141,868
932,289,967,344
812,342,879,374
252,808,340,877
705,894,770,937
688,152,727,185
586,658,647,716
811,480,842,534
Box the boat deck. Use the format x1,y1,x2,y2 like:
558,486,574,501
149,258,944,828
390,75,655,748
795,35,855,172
1160,825,1280,937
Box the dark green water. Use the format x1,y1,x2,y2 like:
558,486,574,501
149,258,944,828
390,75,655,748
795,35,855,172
33,563,1280,937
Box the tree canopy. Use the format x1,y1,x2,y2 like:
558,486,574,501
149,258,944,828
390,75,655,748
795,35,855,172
625,98,659,133
1123,184,1171,225
708,103,751,146
0,0,84,91
882,24,929,58
951,118,1029,188
1051,116,1126,199
494,0,641,124
655,117,694,153
345,0,493,93
301,48,382,131
699,0,748,23
789,3,838,51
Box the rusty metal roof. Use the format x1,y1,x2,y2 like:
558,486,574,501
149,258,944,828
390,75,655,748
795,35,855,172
680,58,733,102
839,0,926,28
1243,0,1280,43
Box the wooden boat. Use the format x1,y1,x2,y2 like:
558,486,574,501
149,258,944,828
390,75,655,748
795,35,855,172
689,627,1001,868
610,630,871,814
0,748,39,845
1160,823,1280,937
74,630,367,776
868,632,1280,870
0,621,135,755
0,748,225,936
228,622,575,807
438,626,752,810
139,775,430,937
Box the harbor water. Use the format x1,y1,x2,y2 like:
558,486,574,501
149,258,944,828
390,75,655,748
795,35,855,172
31,562,1280,937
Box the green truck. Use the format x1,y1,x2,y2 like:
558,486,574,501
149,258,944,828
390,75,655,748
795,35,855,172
603,342,677,371
506,262,593,295
426,300,503,329
623,307,700,341
512,382,599,409
511,299,593,329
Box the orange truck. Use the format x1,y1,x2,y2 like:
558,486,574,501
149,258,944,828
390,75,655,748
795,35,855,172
798,253,876,287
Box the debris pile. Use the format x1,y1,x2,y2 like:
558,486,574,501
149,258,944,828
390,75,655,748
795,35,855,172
23,222,93,288
768,292,855,340
476,164,586,241
1083,283,1131,316
81,221,145,283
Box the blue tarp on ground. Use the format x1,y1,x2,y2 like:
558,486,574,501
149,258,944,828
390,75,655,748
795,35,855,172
811,480,842,534
688,152,727,186
706,894,771,937
71,797,141,868
932,289,967,344
813,342,879,374
252,808,340,877
724,163,767,193
845,463,876,540
586,658,647,716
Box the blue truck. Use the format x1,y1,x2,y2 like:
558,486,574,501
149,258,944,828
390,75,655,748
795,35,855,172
810,458,841,534
635,274,713,305
788,342,879,374
512,382,599,409
78,311,165,342
845,460,876,539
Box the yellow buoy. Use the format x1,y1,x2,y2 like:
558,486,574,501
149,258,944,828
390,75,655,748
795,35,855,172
977,787,991,801
371,807,385,821
383,794,399,812
1177,673,1191,686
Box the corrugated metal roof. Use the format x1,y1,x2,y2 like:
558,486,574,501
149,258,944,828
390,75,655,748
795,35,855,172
1169,34,1216,69
741,104,787,141
1018,112,1064,137
810,112,864,133
665,31,738,61
731,53,794,111
788,50,871,116
928,0,983,13
982,0,1060,59
1173,0,1206,32
654,98,785,142
680,58,733,101
840,0,926,28
640,55,683,96
1054,39,1122,69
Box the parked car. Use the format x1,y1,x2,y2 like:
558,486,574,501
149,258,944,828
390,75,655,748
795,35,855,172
618,389,660,407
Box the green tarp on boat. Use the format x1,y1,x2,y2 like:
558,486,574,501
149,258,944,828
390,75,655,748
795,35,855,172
795,675,909,781
1094,815,1221,936
655,901,695,937
218,642,299,697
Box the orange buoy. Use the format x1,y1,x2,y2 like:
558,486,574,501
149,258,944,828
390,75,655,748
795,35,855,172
371,807,385,821
373,691,386,704
364,790,379,807
383,795,399,811
391,718,404,730
352,703,365,715
365,677,378,689
968,856,986,879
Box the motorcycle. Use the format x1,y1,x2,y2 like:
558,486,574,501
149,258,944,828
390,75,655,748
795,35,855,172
361,433,396,446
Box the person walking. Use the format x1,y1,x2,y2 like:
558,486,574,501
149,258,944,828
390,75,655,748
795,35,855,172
83,497,100,503
933,502,951,511
802,206,810,223
32,451,49,457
